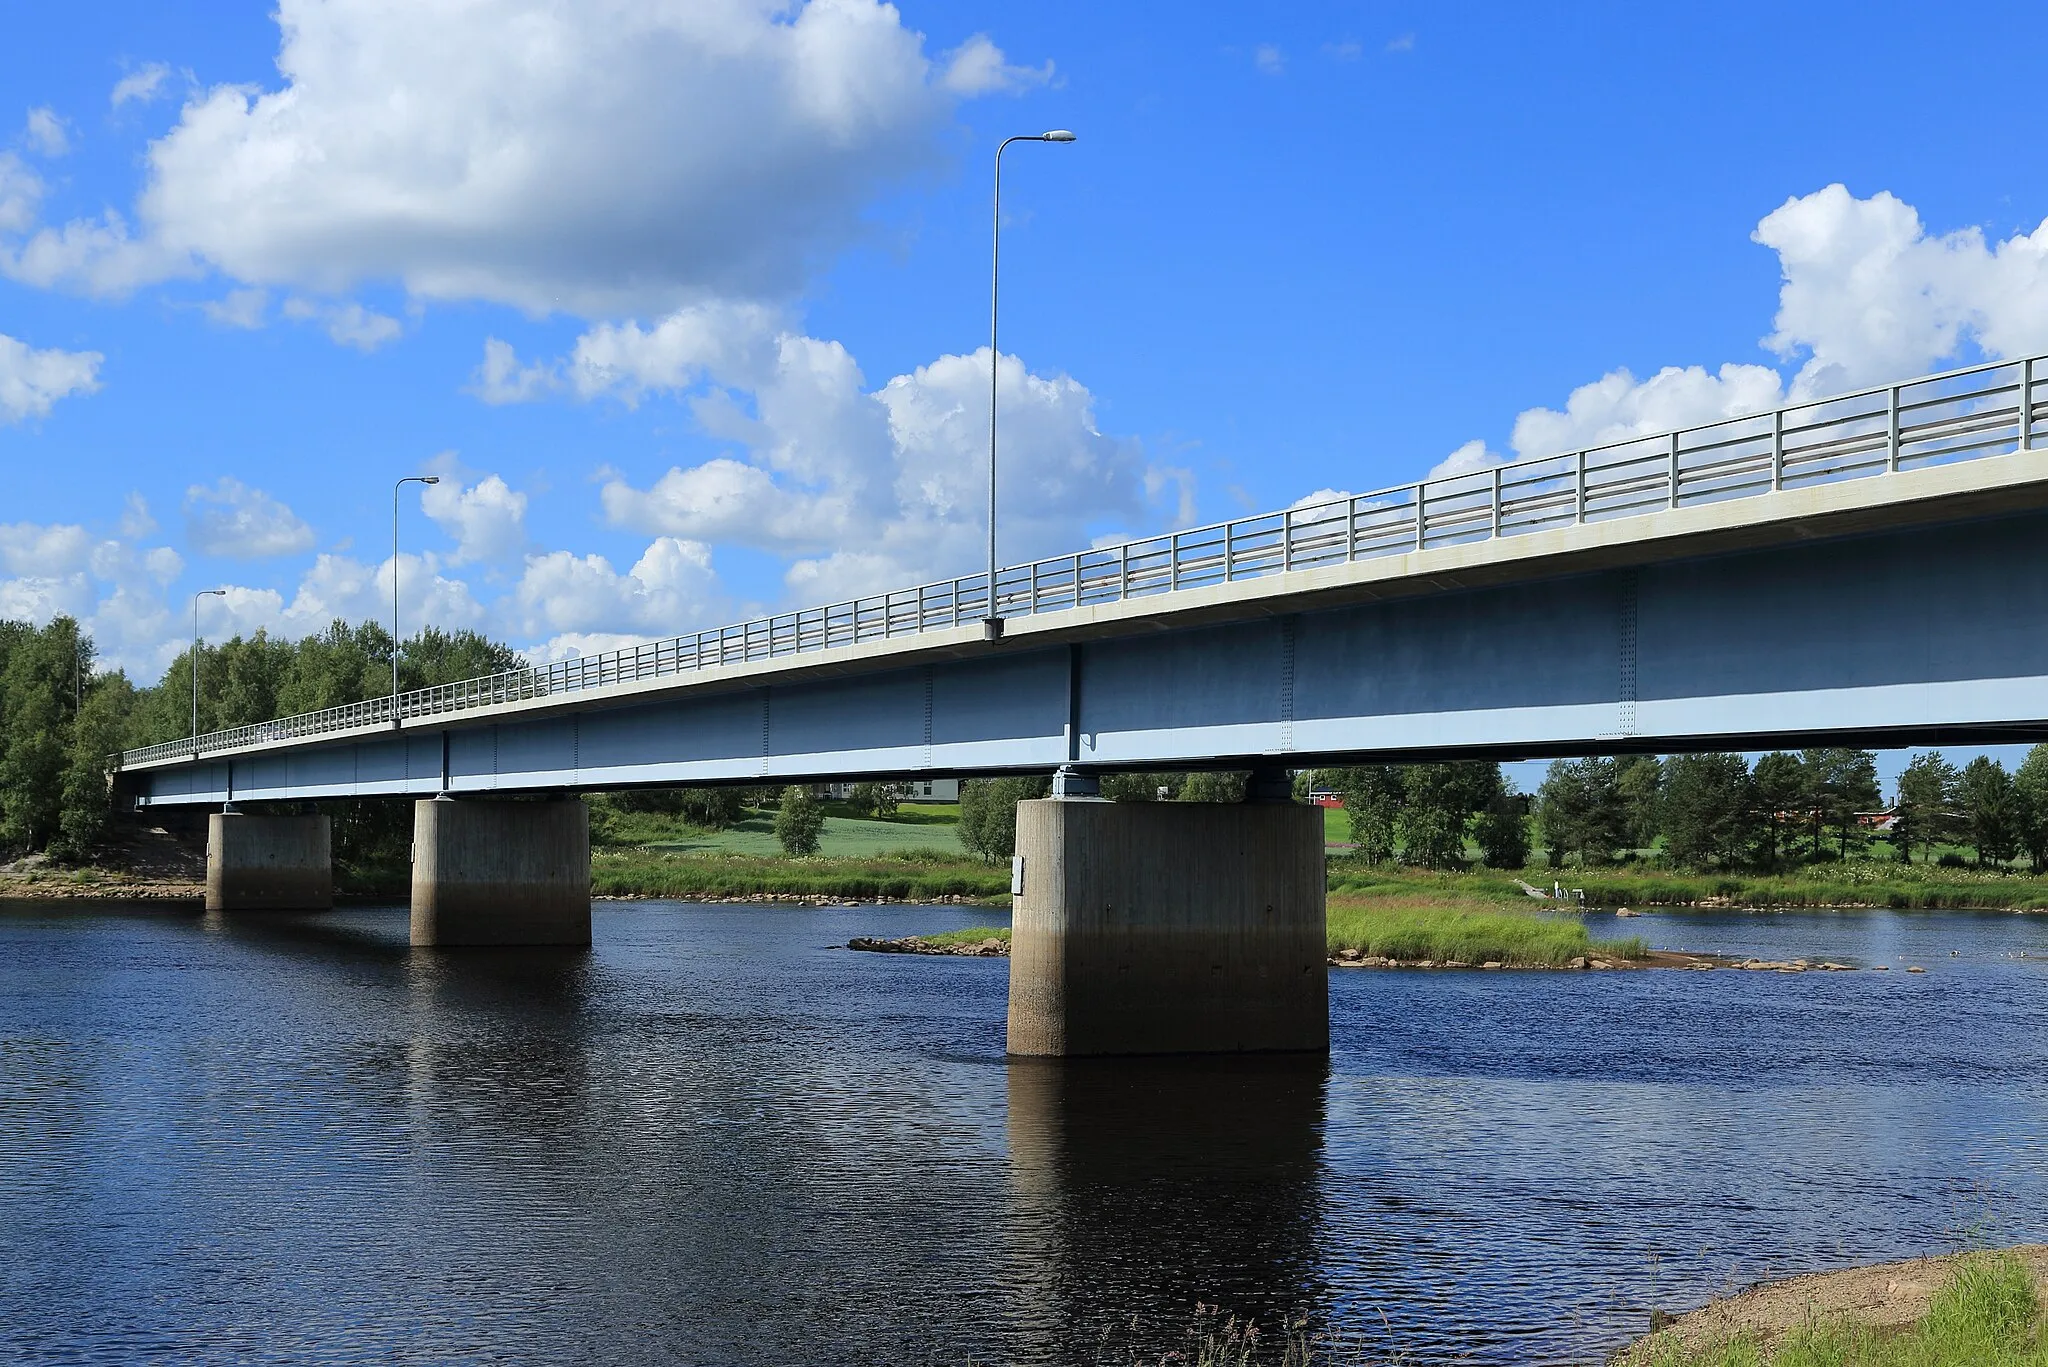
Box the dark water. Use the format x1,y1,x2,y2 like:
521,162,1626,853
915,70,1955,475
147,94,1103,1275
3,901,2047,1366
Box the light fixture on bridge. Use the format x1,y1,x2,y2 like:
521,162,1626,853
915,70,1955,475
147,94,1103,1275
392,475,443,714
987,128,1078,639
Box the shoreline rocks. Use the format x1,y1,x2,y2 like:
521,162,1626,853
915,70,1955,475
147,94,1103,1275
847,934,1008,957
1324,948,1859,972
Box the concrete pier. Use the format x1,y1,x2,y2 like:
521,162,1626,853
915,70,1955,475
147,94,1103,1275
205,812,333,912
1005,799,1327,1057
410,798,591,948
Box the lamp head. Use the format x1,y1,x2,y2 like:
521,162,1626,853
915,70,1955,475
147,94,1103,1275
420,476,441,484
1041,129,1076,142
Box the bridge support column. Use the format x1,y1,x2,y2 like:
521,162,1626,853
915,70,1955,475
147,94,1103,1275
410,798,591,947
1005,797,1327,1057
205,811,333,912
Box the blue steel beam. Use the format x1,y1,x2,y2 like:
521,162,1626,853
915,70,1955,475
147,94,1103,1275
126,507,2048,808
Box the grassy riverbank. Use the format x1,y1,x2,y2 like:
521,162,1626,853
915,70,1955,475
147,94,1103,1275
591,848,1008,901
1324,867,1643,965
1332,860,2048,912
1629,1248,2048,1366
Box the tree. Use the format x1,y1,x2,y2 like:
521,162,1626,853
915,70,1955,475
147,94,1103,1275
1398,762,1497,869
0,618,79,853
1661,753,1756,869
399,626,525,690
843,782,906,818
1100,772,1176,802
957,776,1051,863
2013,745,2048,874
1178,771,1247,803
1956,756,2019,868
1800,748,1881,860
773,785,824,856
1749,751,1808,868
1535,758,1624,866
1892,751,1959,864
1321,765,1401,864
56,672,136,859
1474,785,1530,869
1615,756,1664,854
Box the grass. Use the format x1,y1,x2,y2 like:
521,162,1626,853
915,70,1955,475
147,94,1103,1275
1539,861,2048,912
915,925,1011,948
598,804,968,858
1327,897,1643,964
1640,1251,2048,1366
590,848,1007,901
1328,857,2048,913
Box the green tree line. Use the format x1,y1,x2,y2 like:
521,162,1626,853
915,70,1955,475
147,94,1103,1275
1529,747,2048,873
0,616,522,867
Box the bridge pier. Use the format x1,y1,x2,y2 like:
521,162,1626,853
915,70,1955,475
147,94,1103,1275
410,798,592,948
205,811,333,912
1005,795,1327,1057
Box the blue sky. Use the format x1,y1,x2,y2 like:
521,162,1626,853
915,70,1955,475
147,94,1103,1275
5,0,2048,789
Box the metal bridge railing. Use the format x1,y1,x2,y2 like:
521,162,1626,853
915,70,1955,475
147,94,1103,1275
122,352,2046,768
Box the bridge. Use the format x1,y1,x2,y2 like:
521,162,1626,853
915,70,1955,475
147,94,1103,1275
120,353,2048,1057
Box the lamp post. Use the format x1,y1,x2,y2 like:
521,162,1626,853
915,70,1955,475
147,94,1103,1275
191,588,226,753
391,475,441,718
987,129,1076,634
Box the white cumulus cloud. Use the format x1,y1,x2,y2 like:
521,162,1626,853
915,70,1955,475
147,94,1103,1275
111,63,173,109
183,477,317,558
576,303,1168,599
6,0,1040,319
508,538,725,642
22,108,70,158
420,461,529,564
0,331,102,422
1424,185,2048,482
940,34,1053,95
281,297,403,351
468,337,559,404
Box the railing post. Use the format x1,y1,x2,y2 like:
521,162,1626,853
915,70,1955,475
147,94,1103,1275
1119,541,1130,599
1491,466,1503,538
1412,484,1425,550
1887,385,1901,472
1770,411,1783,492
2024,358,2036,450
1668,432,1682,508
1575,451,1587,523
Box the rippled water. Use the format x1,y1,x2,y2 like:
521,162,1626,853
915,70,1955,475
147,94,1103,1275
2,901,2046,1365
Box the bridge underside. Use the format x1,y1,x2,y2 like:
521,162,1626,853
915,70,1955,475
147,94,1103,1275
126,509,2048,809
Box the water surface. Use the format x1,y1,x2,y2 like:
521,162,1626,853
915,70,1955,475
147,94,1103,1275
2,901,2045,1365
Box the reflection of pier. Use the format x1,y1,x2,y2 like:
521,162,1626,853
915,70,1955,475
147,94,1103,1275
1005,1057,1329,1361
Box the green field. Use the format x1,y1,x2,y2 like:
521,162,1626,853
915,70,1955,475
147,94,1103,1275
596,800,967,858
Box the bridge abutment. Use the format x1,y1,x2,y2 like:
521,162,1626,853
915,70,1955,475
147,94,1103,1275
1005,798,1327,1057
205,812,333,912
410,798,592,948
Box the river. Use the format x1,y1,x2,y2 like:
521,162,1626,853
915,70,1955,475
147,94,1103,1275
2,900,2045,1365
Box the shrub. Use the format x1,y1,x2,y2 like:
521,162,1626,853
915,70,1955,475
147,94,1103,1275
772,785,824,856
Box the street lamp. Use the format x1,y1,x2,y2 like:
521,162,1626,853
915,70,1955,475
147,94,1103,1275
987,129,1077,635
191,588,226,753
392,475,441,715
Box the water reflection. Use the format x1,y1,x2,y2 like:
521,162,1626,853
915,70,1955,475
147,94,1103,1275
4,900,2048,1365
1007,1056,1329,1363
